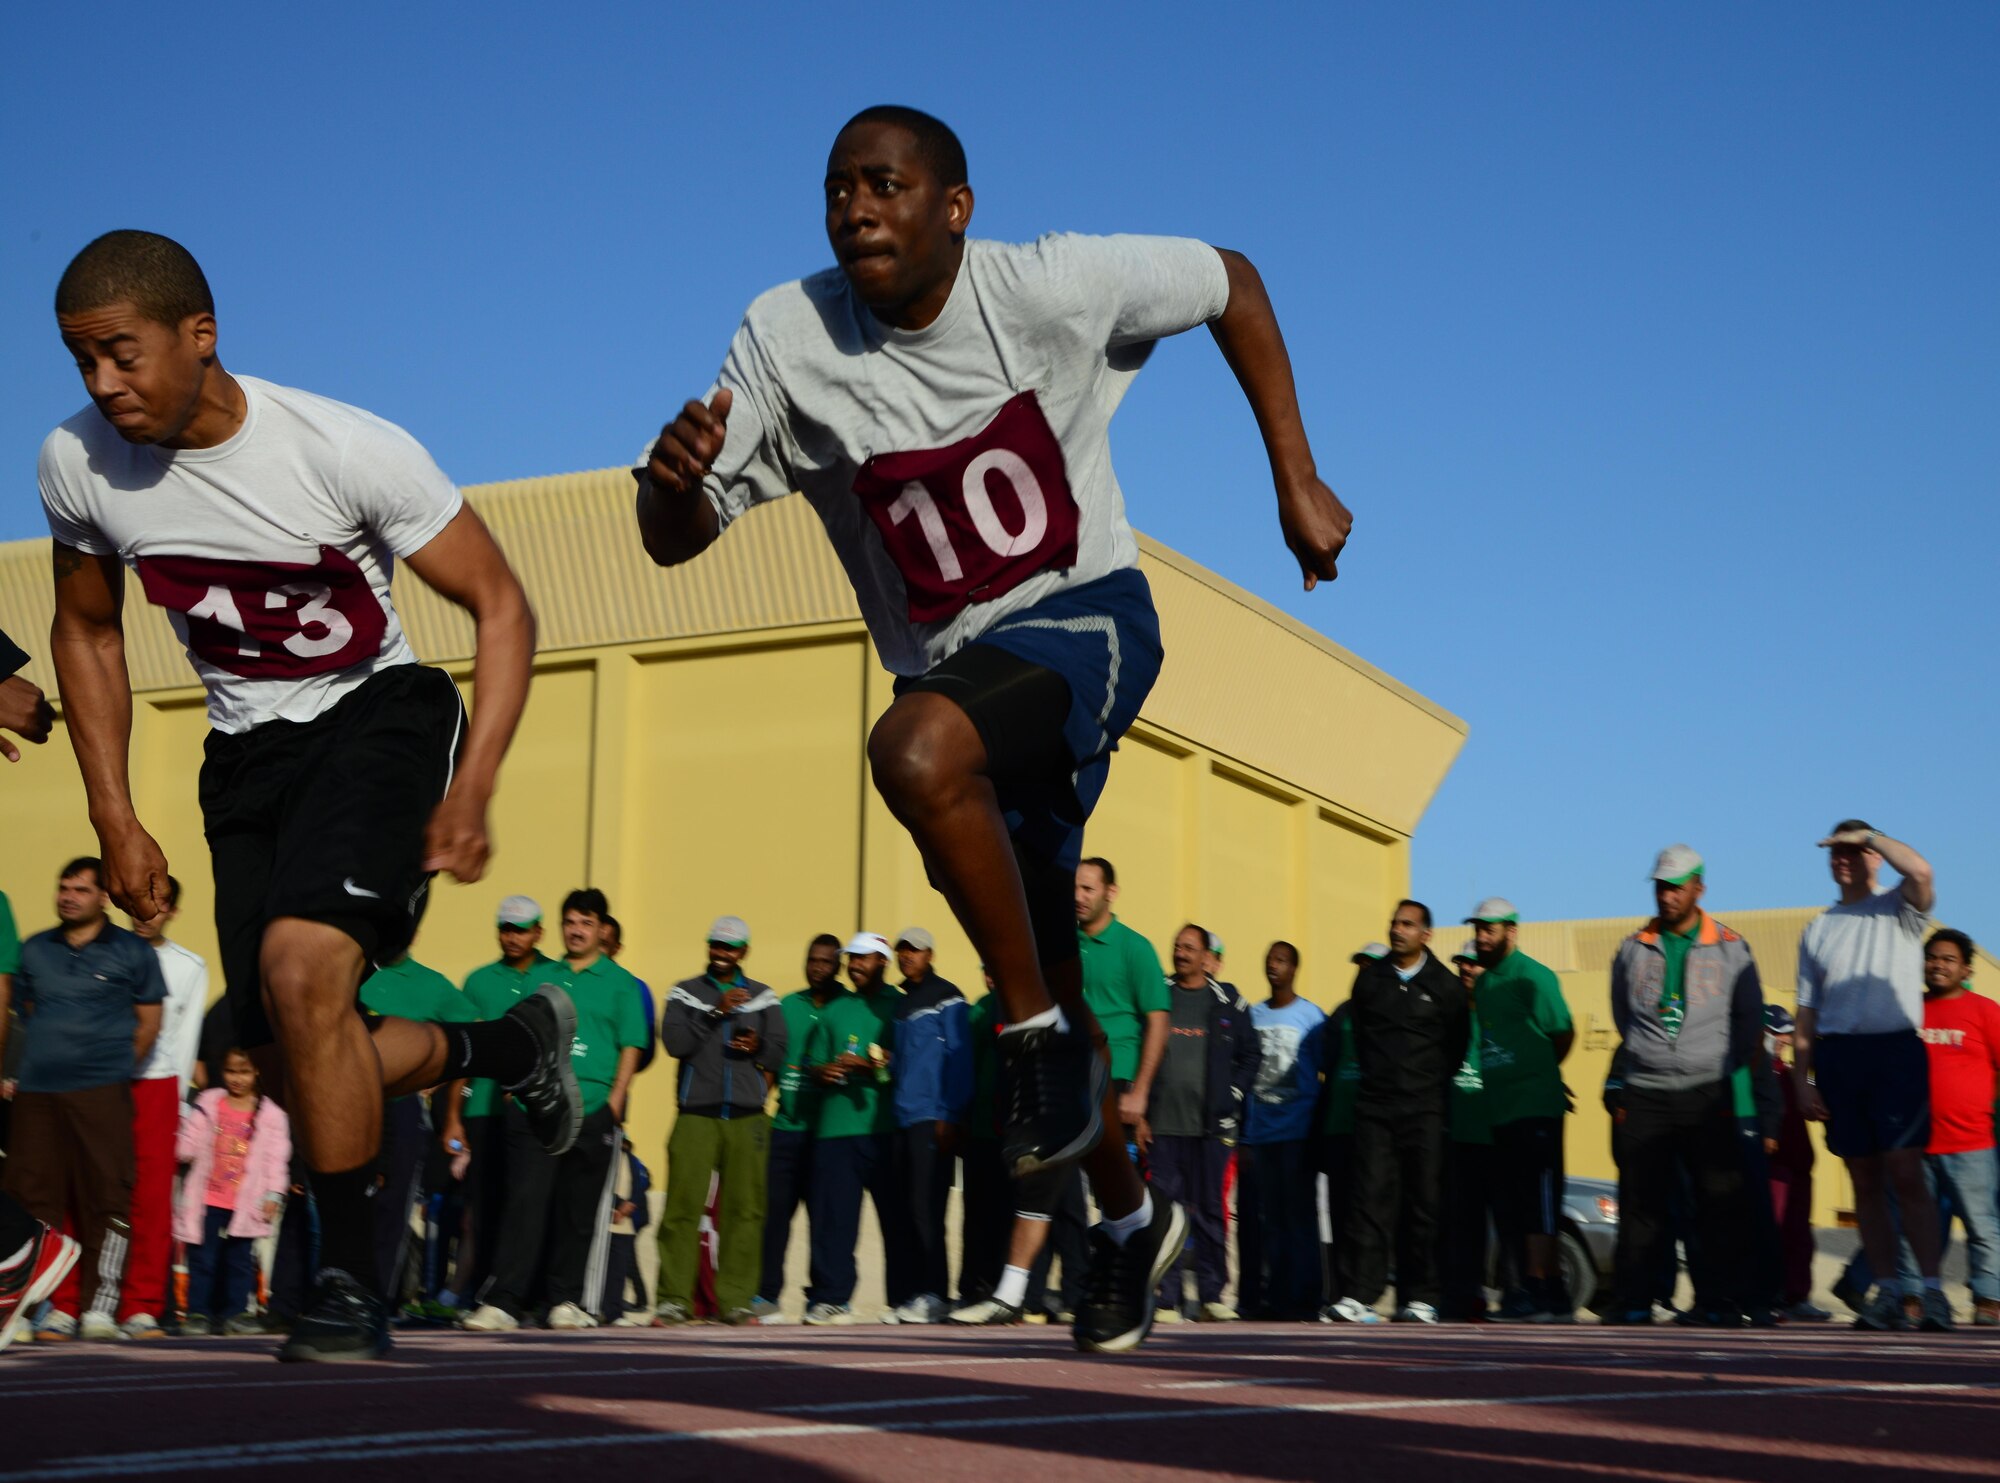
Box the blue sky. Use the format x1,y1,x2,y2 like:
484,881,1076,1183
4,3,1995,943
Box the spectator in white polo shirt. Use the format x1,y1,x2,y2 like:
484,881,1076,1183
1793,820,1944,1331
122,877,209,1339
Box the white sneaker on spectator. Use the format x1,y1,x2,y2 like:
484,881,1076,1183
34,1310,78,1342
610,1313,651,1327
749,1296,782,1322
1153,1305,1184,1323
653,1300,694,1326
1324,1296,1383,1324
894,1293,949,1324
877,1307,901,1324
459,1304,519,1332
803,1302,853,1326
1196,1301,1238,1322
1394,1302,1440,1325
120,1313,165,1341
546,1303,597,1330
79,1310,124,1341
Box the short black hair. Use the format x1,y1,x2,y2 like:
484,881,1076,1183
1268,940,1300,964
602,914,622,944
164,874,182,910
841,105,968,188
1396,899,1434,929
56,230,214,327
1078,857,1116,887
1176,922,1210,947
1831,818,1874,837
1929,928,1976,962
810,932,843,952
59,856,103,887
562,887,610,921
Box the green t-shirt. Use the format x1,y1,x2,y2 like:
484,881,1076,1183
1659,922,1697,1038
1476,948,1573,1126
966,993,1000,1142
1079,916,1170,1082
0,892,19,976
805,981,900,1139
459,953,555,1118
1320,1010,1361,1136
773,986,846,1133
1449,1009,1491,1145
362,956,475,1106
535,954,649,1116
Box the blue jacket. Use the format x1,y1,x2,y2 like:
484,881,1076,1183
891,974,974,1128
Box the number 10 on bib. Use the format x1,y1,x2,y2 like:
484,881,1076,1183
851,391,1080,624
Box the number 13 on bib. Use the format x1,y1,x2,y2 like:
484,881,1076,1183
851,391,1080,624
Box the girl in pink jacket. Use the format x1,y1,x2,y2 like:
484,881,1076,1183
176,1050,290,1335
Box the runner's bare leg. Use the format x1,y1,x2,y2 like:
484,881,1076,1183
868,693,1144,1219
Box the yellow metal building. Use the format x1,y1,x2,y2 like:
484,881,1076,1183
1510,908,2000,1228
0,465,1467,1163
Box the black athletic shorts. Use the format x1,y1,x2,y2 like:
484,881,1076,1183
200,663,465,1048
1490,1115,1566,1239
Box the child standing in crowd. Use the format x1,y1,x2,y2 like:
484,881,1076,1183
175,1050,291,1334
605,1136,654,1326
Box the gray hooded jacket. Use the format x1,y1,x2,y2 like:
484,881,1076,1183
1609,913,1765,1093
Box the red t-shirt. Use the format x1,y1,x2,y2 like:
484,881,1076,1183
1920,991,2000,1154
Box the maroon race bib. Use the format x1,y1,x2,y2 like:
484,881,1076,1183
134,545,390,680
851,391,1080,623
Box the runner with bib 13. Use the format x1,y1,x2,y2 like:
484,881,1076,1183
634,106,1350,1354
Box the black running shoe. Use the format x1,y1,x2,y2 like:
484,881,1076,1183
999,1019,1107,1178
277,1269,391,1363
504,985,582,1156
946,1295,1025,1326
1073,1199,1189,1354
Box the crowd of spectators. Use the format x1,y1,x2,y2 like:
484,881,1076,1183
4,824,1997,1345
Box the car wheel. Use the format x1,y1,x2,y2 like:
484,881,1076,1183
1559,1228,1596,1314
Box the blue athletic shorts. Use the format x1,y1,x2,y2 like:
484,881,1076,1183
897,566,1163,873
1815,1031,1930,1159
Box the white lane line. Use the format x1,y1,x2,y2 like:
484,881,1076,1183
1149,1377,1314,1390
11,1376,1996,1480
0,1353,1050,1403
11,1429,519,1480
771,1394,1024,1416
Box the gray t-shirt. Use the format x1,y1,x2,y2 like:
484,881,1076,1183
1150,983,1212,1138
1797,888,1932,1036
694,234,1231,676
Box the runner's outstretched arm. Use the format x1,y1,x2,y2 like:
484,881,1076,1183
48,541,171,922
1206,249,1353,590
632,391,730,566
401,506,536,883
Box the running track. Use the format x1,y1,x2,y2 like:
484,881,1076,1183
5,1323,2000,1481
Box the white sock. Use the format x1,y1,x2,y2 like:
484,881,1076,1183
0,1240,30,1273
995,1265,1031,1307
1100,1192,1154,1248
1001,1005,1068,1035
1923,1276,1943,1292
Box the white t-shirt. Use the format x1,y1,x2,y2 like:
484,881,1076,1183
39,376,462,733
697,234,1230,675
1796,887,1932,1036
137,939,209,1091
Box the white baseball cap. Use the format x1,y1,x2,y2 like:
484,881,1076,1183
844,932,892,958
895,926,935,952
1351,942,1390,964
1465,898,1519,924
1648,845,1704,885
708,915,751,947
497,896,542,927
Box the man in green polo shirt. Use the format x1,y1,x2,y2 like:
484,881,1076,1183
755,932,846,1321
462,889,648,1331
1075,858,1169,1156
441,896,552,1309
800,933,906,1323
1467,898,1574,1322
359,944,473,1304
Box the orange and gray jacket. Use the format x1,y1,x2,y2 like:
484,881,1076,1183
1609,913,1765,1093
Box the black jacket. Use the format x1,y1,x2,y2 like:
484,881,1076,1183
1348,950,1470,1116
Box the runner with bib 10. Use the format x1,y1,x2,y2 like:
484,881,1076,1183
634,105,1350,1355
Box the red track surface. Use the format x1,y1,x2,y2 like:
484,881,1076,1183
6,1323,2000,1481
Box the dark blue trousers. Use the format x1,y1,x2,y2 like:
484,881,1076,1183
1247,1139,1321,1317
807,1133,909,1309
1149,1134,1230,1308
186,1205,258,1321
761,1128,814,1304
